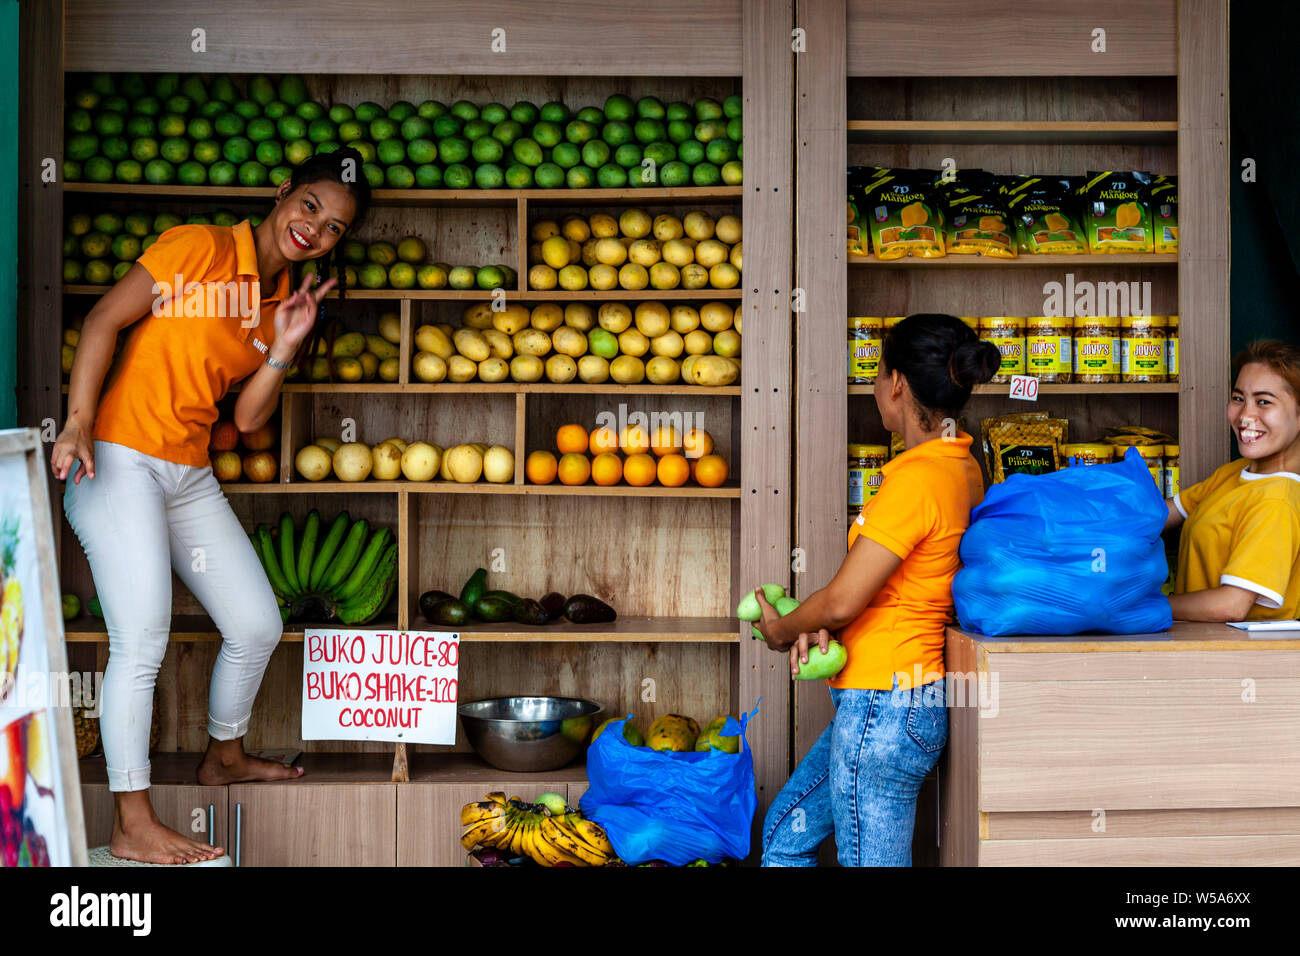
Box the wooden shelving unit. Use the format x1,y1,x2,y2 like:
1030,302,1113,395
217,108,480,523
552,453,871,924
847,120,1178,146
848,253,1176,268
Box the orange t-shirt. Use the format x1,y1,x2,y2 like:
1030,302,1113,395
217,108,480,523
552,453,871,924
831,432,985,690
94,220,290,467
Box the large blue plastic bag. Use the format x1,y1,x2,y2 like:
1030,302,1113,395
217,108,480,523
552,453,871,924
579,704,759,865
953,446,1172,635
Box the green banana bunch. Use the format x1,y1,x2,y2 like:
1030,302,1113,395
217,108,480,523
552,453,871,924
251,510,398,626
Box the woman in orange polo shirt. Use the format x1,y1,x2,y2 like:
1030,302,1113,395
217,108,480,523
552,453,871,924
50,148,369,865
754,313,999,866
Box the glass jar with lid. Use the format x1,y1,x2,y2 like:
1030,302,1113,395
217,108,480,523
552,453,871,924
848,443,888,517
1132,444,1164,488
1026,316,1073,383
847,316,884,384
1121,315,1168,383
1073,315,1122,383
1060,443,1115,466
1166,314,1180,382
1163,443,1180,498
979,316,1025,383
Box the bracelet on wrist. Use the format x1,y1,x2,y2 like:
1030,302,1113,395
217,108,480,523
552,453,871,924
266,351,292,370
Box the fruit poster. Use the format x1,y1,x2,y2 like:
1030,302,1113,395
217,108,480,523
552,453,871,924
0,430,88,867
302,629,460,744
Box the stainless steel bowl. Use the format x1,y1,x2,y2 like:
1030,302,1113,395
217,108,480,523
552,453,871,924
458,696,602,772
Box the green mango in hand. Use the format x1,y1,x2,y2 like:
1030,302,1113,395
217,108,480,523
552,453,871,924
795,640,848,680
736,583,786,621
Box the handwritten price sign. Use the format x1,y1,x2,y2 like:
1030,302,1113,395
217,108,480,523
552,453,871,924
301,630,460,744
1008,374,1040,402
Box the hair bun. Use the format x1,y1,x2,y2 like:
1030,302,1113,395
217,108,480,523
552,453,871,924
950,339,1002,389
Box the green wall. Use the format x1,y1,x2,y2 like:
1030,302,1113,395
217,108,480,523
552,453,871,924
0,0,16,428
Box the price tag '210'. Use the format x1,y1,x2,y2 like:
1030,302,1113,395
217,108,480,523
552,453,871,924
1008,374,1039,402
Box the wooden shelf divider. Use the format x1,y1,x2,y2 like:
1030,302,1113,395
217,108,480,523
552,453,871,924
846,119,1178,145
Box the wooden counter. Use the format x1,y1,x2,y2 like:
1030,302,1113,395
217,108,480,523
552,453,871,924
939,622,1300,866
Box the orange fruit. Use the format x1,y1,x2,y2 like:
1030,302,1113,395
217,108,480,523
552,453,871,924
650,426,682,457
683,427,713,459
623,452,658,487
656,453,690,487
591,452,623,486
694,454,728,487
526,449,558,484
589,426,620,455
556,424,589,455
557,452,591,485
619,423,651,455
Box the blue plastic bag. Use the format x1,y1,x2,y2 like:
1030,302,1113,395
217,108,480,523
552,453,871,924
953,446,1173,635
579,703,760,865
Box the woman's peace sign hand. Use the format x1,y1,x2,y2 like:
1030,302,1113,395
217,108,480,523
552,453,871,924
272,274,336,357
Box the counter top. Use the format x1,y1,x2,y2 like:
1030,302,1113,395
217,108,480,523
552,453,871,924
946,620,1300,653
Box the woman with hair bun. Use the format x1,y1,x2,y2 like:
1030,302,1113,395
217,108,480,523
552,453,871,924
754,313,1000,866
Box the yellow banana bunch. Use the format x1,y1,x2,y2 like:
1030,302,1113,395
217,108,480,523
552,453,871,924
462,792,619,866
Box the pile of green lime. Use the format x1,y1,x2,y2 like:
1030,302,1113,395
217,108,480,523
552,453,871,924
61,207,263,284
65,72,743,190
331,234,517,291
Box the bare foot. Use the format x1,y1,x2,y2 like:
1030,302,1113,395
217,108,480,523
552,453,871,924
110,813,225,865
196,745,304,786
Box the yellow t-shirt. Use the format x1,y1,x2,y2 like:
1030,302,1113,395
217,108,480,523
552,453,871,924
1174,459,1300,618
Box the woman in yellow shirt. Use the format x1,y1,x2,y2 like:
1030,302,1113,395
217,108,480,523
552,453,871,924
1166,340,1300,621
50,148,369,865
752,314,1000,866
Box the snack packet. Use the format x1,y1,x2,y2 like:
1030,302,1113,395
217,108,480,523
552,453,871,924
1081,170,1155,253
1149,174,1178,254
866,169,946,259
1007,177,1088,254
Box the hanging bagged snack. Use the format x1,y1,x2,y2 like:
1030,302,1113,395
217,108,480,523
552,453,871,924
1006,178,1088,255
980,413,1068,483
847,167,866,257
1150,174,1178,254
866,169,946,260
941,171,1017,258
1081,170,1155,253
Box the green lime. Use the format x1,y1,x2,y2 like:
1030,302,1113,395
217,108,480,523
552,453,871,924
614,143,643,168
706,139,737,164
62,235,79,257
431,116,462,140
130,137,159,163
385,164,415,188
94,112,125,137
296,101,326,122
238,160,268,186
416,264,447,289
564,120,597,145
207,160,237,186
726,117,742,142
177,160,207,185
350,141,377,163
144,158,175,184
539,101,571,124
580,140,611,169
328,103,354,124
492,119,524,145
417,100,447,120
644,141,677,166
414,163,443,188
354,101,384,123
185,214,211,225
691,162,721,187
307,118,337,144
659,160,690,187
448,266,477,289
284,138,313,165
666,119,694,144
278,75,307,107
603,120,634,145
133,95,161,116
510,101,539,126
462,119,490,142
264,101,290,120
338,120,366,143
476,265,505,289
437,137,470,165
534,162,565,189
532,121,562,149
269,165,292,186
153,212,182,233
341,240,367,263
678,140,705,165
505,163,534,188
66,109,93,133
233,99,261,120
255,140,283,166
368,117,397,142
450,100,479,122
214,112,245,138
90,73,115,96
577,107,604,126
116,73,146,99
400,116,432,141
358,262,388,288
83,157,113,182
314,140,340,155
151,73,179,98
629,162,657,187
157,113,187,138
246,117,276,142
377,138,407,165
114,159,143,183
407,138,438,165
695,97,724,121
443,163,473,190
69,89,99,111
66,133,99,162
67,213,92,236
84,259,112,284
222,136,253,164
100,136,129,161
81,231,111,257
111,234,142,260
512,138,543,167
141,232,160,251
470,136,503,164
111,261,132,281
210,75,239,104
636,96,666,120
551,142,581,169
389,102,417,123
634,119,666,144
695,120,727,143
125,114,156,138
247,75,275,105
186,116,214,140
665,101,692,122
721,160,743,185
63,259,83,283
388,262,416,288
480,102,508,125
92,212,123,234
473,163,504,189
362,163,385,188
565,165,594,189
369,245,400,272
193,139,222,164
198,100,227,119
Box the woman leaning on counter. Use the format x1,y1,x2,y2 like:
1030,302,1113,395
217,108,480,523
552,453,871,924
1166,340,1300,622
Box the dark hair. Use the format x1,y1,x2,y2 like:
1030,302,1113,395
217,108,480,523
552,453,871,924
278,146,372,377
881,313,1001,426
1233,338,1300,403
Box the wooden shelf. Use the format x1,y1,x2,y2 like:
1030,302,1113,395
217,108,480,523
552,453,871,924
62,285,742,301
64,614,399,643
849,253,1177,268
848,382,1180,397
847,120,1178,145
282,383,741,395
221,480,741,498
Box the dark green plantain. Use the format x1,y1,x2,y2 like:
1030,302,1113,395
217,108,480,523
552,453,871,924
296,509,320,589
309,510,351,590
319,518,369,592
254,526,292,600
335,527,392,602
278,512,300,595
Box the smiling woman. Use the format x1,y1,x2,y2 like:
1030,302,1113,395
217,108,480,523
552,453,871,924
1164,339,1300,623
47,147,368,866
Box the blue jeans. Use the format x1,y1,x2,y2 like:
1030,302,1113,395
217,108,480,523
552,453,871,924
761,676,947,866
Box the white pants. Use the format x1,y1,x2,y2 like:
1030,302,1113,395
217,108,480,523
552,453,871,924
64,440,282,791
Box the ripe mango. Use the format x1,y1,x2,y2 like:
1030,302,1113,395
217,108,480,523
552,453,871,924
695,715,740,754
645,714,698,752
591,716,645,747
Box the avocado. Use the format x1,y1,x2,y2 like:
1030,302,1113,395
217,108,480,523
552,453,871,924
512,598,549,626
473,595,515,623
563,594,617,624
425,599,470,627
87,596,104,619
480,589,522,606
418,589,455,619
539,592,566,620
458,567,488,608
